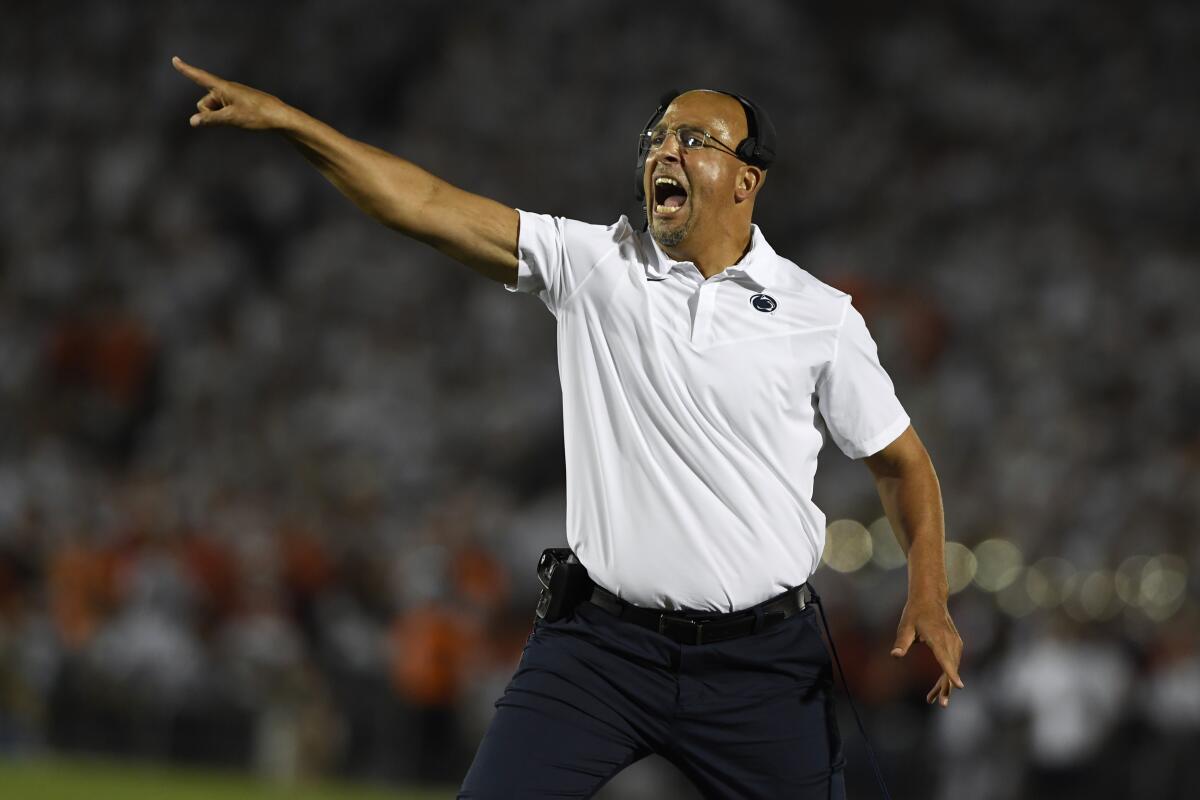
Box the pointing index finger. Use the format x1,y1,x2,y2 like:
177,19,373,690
172,56,223,90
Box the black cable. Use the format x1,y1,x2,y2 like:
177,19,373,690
808,584,894,800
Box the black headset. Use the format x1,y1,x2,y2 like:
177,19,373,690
633,88,777,202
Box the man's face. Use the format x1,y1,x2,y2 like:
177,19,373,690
643,91,749,249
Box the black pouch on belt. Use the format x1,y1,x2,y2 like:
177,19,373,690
535,548,594,622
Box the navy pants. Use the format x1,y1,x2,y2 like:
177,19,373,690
459,598,846,799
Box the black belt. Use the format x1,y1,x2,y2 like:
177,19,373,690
587,583,811,646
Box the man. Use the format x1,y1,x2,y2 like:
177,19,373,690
173,57,964,798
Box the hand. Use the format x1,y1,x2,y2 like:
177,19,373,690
172,56,290,131
890,597,964,708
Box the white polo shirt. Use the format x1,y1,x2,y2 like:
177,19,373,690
506,211,910,612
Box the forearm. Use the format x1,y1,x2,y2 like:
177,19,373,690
866,427,963,696
874,458,948,603
278,106,441,236
275,106,518,280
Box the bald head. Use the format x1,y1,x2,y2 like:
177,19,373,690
669,90,750,149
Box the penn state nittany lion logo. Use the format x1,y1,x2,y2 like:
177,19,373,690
750,293,777,313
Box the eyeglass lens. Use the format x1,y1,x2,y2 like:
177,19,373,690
642,127,707,151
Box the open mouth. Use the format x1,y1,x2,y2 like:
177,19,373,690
652,176,689,216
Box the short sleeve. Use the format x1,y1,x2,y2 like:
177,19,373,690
816,300,911,459
504,210,631,316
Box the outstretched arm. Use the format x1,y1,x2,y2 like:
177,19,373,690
862,425,965,707
172,56,518,284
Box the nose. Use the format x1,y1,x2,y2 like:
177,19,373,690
653,131,683,164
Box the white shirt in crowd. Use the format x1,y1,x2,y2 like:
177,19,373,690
506,211,909,612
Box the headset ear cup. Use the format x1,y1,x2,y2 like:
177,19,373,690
726,92,775,169
736,137,759,164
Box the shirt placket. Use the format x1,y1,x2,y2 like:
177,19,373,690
690,277,722,347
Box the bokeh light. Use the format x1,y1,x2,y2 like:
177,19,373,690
1115,555,1151,605
972,538,1024,592
1138,555,1188,621
945,541,977,595
1076,570,1122,622
822,519,873,573
868,517,907,570
1025,557,1079,609
996,569,1036,618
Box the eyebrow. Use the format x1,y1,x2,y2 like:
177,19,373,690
648,121,709,134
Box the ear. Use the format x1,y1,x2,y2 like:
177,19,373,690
734,166,765,203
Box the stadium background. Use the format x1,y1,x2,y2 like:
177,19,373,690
1,1,1197,797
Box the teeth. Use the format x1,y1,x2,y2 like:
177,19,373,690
655,177,680,187
654,204,683,214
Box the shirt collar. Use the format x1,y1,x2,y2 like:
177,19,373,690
644,224,778,290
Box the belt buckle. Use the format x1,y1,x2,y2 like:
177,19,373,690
658,614,703,645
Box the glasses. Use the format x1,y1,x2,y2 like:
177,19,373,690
639,125,741,159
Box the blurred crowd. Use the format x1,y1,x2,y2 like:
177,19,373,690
1,1,1197,798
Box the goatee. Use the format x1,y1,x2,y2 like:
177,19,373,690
648,208,693,248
